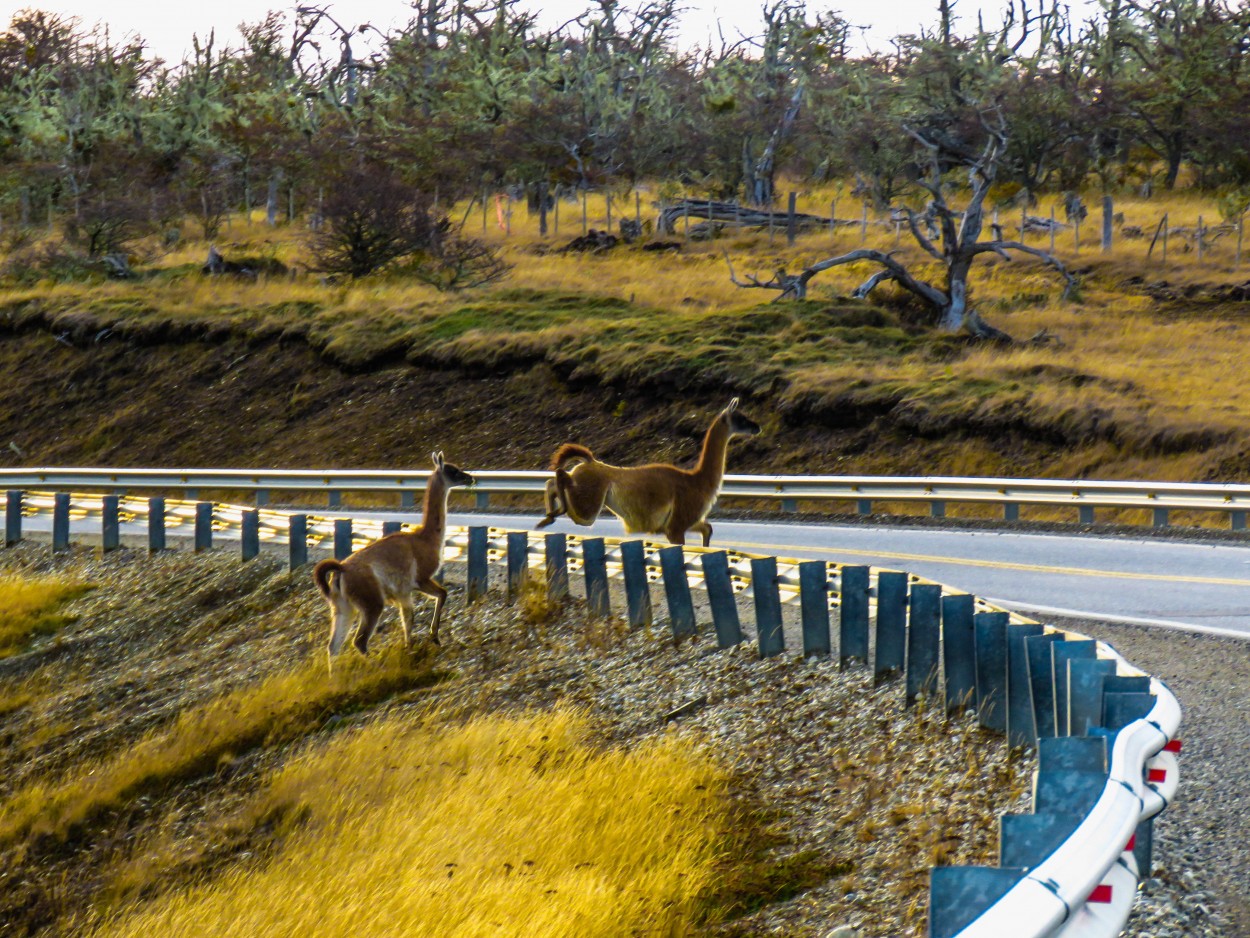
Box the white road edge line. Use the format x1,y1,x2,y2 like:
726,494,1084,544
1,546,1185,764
986,597,1250,641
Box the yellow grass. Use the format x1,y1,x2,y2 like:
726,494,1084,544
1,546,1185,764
0,643,442,845
0,576,91,658
92,708,730,938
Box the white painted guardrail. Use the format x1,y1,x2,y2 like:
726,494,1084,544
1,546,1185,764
3,489,1182,937
3,466,1250,528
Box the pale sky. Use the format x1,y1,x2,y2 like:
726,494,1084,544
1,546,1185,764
0,0,1094,65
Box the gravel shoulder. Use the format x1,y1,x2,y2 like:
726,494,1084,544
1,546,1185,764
1051,616,1250,937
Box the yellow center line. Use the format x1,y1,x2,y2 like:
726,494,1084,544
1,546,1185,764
716,539,1250,588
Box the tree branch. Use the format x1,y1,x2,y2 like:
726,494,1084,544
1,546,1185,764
970,239,1077,299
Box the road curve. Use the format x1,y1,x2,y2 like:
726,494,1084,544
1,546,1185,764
450,511,1250,638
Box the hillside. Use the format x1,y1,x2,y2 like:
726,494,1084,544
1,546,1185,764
0,544,1024,937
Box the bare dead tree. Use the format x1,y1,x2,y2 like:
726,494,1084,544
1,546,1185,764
725,113,1076,341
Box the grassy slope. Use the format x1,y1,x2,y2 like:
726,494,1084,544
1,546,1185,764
2,186,1249,489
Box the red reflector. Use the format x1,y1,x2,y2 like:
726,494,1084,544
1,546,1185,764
1088,885,1113,904
1125,834,1136,851
1148,768,1167,783
1164,739,1182,753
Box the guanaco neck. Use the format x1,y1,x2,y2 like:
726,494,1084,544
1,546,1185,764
421,470,449,540
693,416,731,485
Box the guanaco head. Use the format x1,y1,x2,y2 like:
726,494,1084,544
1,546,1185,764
721,398,761,438
432,451,475,488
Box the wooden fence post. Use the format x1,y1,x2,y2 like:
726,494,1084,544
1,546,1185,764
620,539,652,628
582,190,588,235
838,565,870,668
701,550,742,647
1049,206,1056,254
874,571,907,684
581,537,610,617
905,583,942,706
1197,215,1204,263
751,557,784,658
466,526,488,602
102,495,120,552
147,500,167,550
333,518,352,560
606,193,613,234
545,532,568,602
288,515,308,570
659,545,696,638
53,492,70,551
506,531,528,602
861,202,868,243
798,560,830,657
786,192,797,245
241,509,260,561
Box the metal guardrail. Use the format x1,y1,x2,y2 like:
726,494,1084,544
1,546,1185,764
3,489,1182,937
1,467,1248,528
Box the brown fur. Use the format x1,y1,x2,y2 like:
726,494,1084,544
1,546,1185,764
313,452,473,673
535,398,760,546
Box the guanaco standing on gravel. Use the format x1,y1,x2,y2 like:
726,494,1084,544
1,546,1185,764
313,452,473,672
535,398,761,546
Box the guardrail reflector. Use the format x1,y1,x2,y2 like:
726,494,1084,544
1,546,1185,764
1164,739,1182,753
1125,834,1136,851
1147,768,1167,783
1088,884,1113,903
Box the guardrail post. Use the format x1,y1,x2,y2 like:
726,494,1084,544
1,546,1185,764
382,521,402,536
401,490,416,510
1079,505,1095,525
1067,657,1116,736
1026,633,1061,738
781,497,798,513
241,509,260,560
475,490,490,510
5,490,21,546
1000,813,1084,870
333,519,353,560
194,502,213,553
581,537,610,617
255,489,269,507
148,496,166,552
1101,688,1157,879
1034,736,1109,815
659,545,696,639
941,594,975,714
288,514,308,569
856,499,871,516
906,583,942,705
102,495,120,551
1002,502,1019,522
466,527,488,602
751,557,784,658
327,490,341,509
1051,640,1097,738
1006,623,1045,747
929,867,1026,938
53,493,70,551
545,533,569,603
874,571,907,684
506,531,528,602
973,612,1009,732
620,540,652,629
798,560,830,657
930,501,946,519
1152,507,1169,528
838,566,870,668
1232,510,1246,531
701,551,742,647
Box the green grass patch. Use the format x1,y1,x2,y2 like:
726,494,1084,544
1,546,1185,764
0,577,93,658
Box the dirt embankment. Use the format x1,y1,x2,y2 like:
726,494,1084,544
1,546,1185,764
0,324,1071,479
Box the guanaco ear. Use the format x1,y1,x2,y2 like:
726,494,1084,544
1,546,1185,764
726,397,739,412
431,451,443,469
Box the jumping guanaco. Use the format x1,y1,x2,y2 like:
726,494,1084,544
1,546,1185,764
313,452,473,672
535,398,760,546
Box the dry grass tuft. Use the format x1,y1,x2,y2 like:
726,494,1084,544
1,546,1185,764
0,642,444,846
90,708,731,938
0,577,93,658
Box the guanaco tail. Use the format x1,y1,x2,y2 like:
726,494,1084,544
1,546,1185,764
313,452,473,673
535,398,760,546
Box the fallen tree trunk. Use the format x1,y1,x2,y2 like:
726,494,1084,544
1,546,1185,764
658,199,857,235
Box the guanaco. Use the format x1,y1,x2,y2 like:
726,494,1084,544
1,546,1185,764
313,452,473,672
535,398,760,546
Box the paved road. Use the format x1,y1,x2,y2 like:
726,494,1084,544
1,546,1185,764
448,511,1250,638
